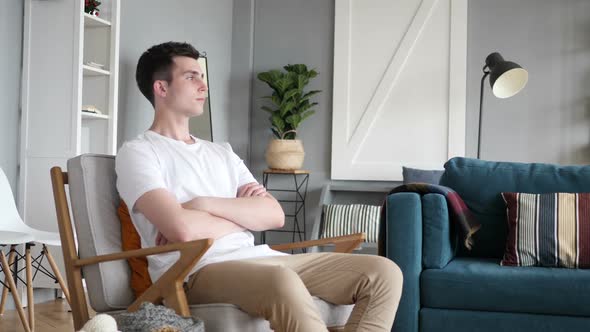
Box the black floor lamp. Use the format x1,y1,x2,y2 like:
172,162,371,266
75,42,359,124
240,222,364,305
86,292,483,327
477,52,528,158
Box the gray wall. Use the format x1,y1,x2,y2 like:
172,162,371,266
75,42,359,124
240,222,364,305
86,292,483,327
0,0,23,195
228,0,256,161
117,0,236,149
467,0,590,164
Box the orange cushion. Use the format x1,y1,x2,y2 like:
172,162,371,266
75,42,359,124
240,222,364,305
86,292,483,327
118,200,152,298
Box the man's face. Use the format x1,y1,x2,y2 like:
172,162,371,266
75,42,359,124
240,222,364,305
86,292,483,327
162,56,208,117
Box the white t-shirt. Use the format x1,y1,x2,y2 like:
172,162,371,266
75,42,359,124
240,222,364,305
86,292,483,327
115,130,287,282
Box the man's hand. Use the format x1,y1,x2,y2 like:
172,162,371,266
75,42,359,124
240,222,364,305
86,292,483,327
237,182,268,197
155,231,169,246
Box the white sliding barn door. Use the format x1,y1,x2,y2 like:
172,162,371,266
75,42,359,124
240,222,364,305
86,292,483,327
331,0,467,181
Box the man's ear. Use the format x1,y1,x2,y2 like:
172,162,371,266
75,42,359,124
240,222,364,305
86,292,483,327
153,80,168,98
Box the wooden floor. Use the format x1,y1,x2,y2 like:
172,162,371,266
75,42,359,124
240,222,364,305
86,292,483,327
0,299,77,332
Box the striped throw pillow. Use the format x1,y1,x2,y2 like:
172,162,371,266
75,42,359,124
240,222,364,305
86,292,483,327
501,192,590,268
321,204,381,243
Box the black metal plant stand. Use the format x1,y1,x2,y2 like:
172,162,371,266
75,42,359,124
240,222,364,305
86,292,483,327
261,169,310,247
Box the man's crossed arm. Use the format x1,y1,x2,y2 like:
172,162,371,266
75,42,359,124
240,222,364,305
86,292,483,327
134,182,285,245
182,182,285,232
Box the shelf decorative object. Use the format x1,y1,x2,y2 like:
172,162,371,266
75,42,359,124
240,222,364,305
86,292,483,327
85,0,101,16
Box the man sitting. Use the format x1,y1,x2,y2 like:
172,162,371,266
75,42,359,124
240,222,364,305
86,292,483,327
115,41,403,332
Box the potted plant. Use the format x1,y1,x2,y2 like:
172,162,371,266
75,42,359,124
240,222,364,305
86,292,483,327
257,64,321,170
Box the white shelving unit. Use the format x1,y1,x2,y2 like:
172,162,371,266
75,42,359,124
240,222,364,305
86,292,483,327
20,0,120,289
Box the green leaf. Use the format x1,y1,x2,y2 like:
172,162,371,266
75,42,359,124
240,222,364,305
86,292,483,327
302,101,318,109
271,114,285,131
298,99,319,109
284,89,299,101
301,90,321,100
297,74,308,90
284,64,307,74
280,101,296,116
257,70,284,94
257,70,282,84
286,72,299,87
295,101,317,115
276,77,292,95
271,94,282,107
285,114,301,125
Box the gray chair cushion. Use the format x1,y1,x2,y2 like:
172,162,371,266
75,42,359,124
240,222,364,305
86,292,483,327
68,154,133,311
67,153,354,329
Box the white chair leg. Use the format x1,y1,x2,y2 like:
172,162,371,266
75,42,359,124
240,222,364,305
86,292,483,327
0,246,16,315
0,246,31,332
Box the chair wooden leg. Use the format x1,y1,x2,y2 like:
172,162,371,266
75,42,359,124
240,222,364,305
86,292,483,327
26,244,35,331
0,248,31,332
43,245,71,305
0,246,16,315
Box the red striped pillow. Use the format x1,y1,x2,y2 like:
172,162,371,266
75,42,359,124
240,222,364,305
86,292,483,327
501,192,590,268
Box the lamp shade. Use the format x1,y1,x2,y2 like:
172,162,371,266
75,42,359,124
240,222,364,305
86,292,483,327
485,52,528,99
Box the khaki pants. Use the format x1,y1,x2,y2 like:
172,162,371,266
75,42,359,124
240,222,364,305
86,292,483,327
185,253,403,332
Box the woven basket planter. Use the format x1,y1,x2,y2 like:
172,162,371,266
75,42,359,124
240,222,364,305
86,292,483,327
265,139,305,170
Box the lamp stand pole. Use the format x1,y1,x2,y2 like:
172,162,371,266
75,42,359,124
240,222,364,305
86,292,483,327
477,69,490,159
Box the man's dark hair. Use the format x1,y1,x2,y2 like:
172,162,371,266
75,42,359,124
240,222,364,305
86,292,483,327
135,41,201,106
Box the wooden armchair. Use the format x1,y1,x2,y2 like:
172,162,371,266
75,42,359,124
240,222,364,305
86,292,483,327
50,154,364,331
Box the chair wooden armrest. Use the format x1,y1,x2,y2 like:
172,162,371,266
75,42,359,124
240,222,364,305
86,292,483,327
74,239,212,317
270,233,365,253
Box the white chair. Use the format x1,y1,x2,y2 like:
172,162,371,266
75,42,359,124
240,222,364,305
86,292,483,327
0,167,71,331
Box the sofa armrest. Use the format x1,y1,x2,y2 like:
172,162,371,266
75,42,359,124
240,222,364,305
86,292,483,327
384,192,422,332
422,194,456,269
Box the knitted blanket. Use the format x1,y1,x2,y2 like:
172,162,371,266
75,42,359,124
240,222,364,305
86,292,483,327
115,302,204,332
378,183,481,255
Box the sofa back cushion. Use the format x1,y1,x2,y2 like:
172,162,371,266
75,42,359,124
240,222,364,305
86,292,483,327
440,157,590,258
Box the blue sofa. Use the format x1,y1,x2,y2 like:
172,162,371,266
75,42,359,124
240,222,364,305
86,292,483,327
384,157,590,332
